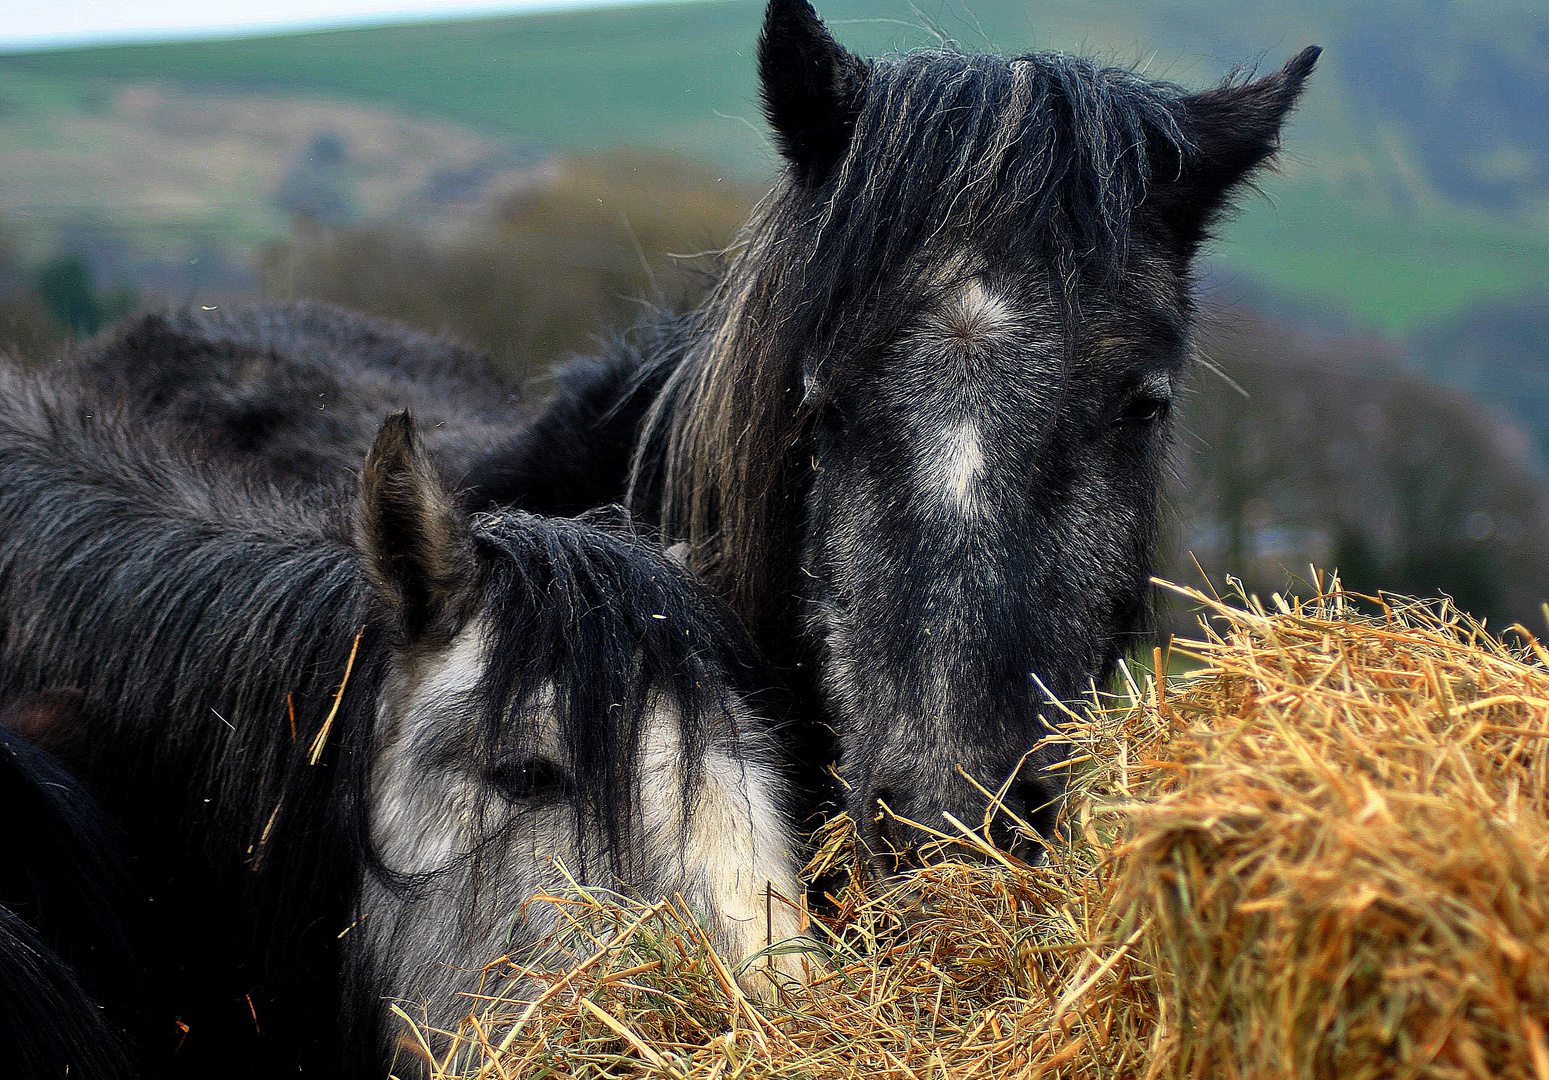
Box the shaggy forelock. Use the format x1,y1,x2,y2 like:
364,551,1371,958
815,49,1186,325
465,510,766,873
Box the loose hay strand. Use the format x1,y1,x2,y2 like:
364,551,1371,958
408,577,1549,1079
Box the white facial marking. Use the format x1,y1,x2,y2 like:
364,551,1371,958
364,624,809,1065
938,278,1017,344
903,278,1028,521
933,420,986,516
368,615,492,876
693,749,808,998
638,700,809,998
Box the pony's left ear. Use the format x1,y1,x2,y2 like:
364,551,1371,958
759,0,867,186
359,411,478,645
1148,46,1321,253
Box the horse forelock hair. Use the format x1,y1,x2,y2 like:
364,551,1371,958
458,509,766,880
634,48,1189,629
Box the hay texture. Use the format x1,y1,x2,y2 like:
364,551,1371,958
405,579,1549,1080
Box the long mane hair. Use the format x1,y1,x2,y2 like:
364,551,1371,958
0,368,762,1073
630,49,1188,637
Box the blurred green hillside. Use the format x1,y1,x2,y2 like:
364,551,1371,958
1,0,1546,332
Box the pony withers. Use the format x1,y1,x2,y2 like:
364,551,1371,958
0,367,805,1078
73,0,1319,870
64,299,524,490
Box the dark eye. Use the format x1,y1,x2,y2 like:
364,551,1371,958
488,758,570,803
1113,394,1170,427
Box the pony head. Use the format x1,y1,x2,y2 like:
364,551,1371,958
351,414,806,1057
646,0,1317,866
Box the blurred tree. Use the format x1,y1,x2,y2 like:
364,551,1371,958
275,132,353,229
0,291,63,364
260,150,761,382
1167,311,1549,631
1412,294,1549,470
0,229,64,362
30,254,136,341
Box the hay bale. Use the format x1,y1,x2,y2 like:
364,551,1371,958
1109,582,1549,1080
408,579,1549,1080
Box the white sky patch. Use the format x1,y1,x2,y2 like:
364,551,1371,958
0,0,681,51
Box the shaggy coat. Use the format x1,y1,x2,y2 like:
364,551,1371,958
0,368,802,1078
66,300,523,488
68,0,1318,866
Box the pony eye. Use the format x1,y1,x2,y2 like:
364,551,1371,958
1114,395,1170,427
489,758,571,803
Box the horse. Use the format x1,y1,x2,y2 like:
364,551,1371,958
0,366,805,1078
483,6,1320,862
71,0,1319,868
64,300,524,490
0,700,149,1080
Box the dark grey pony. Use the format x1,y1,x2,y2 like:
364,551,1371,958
73,0,1318,868
65,300,524,489
0,367,803,1078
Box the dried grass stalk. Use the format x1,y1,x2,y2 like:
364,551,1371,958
1111,579,1549,1080
404,577,1549,1080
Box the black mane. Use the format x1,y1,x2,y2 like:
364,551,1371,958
0,722,148,1079
0,368,763,1075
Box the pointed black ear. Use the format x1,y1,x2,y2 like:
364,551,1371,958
758,0,867,186
359,411,477,644
1148,46,1321,253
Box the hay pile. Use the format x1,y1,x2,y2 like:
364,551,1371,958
407,579,1549,1079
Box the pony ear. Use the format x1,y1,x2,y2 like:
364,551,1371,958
758,0,866,185
1149,46,1321,253
359,411,478,644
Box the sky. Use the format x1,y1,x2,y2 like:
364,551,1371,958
0,0,661,51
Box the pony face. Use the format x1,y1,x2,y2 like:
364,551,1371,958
720,0,1318,865
351,428,804,1057
358,623,803,1053
800,257,1189,861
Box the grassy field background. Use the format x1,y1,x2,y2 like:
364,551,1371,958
2,0,1547,332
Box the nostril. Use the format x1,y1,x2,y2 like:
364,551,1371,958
867,788,921,867
1009,780,1063,841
